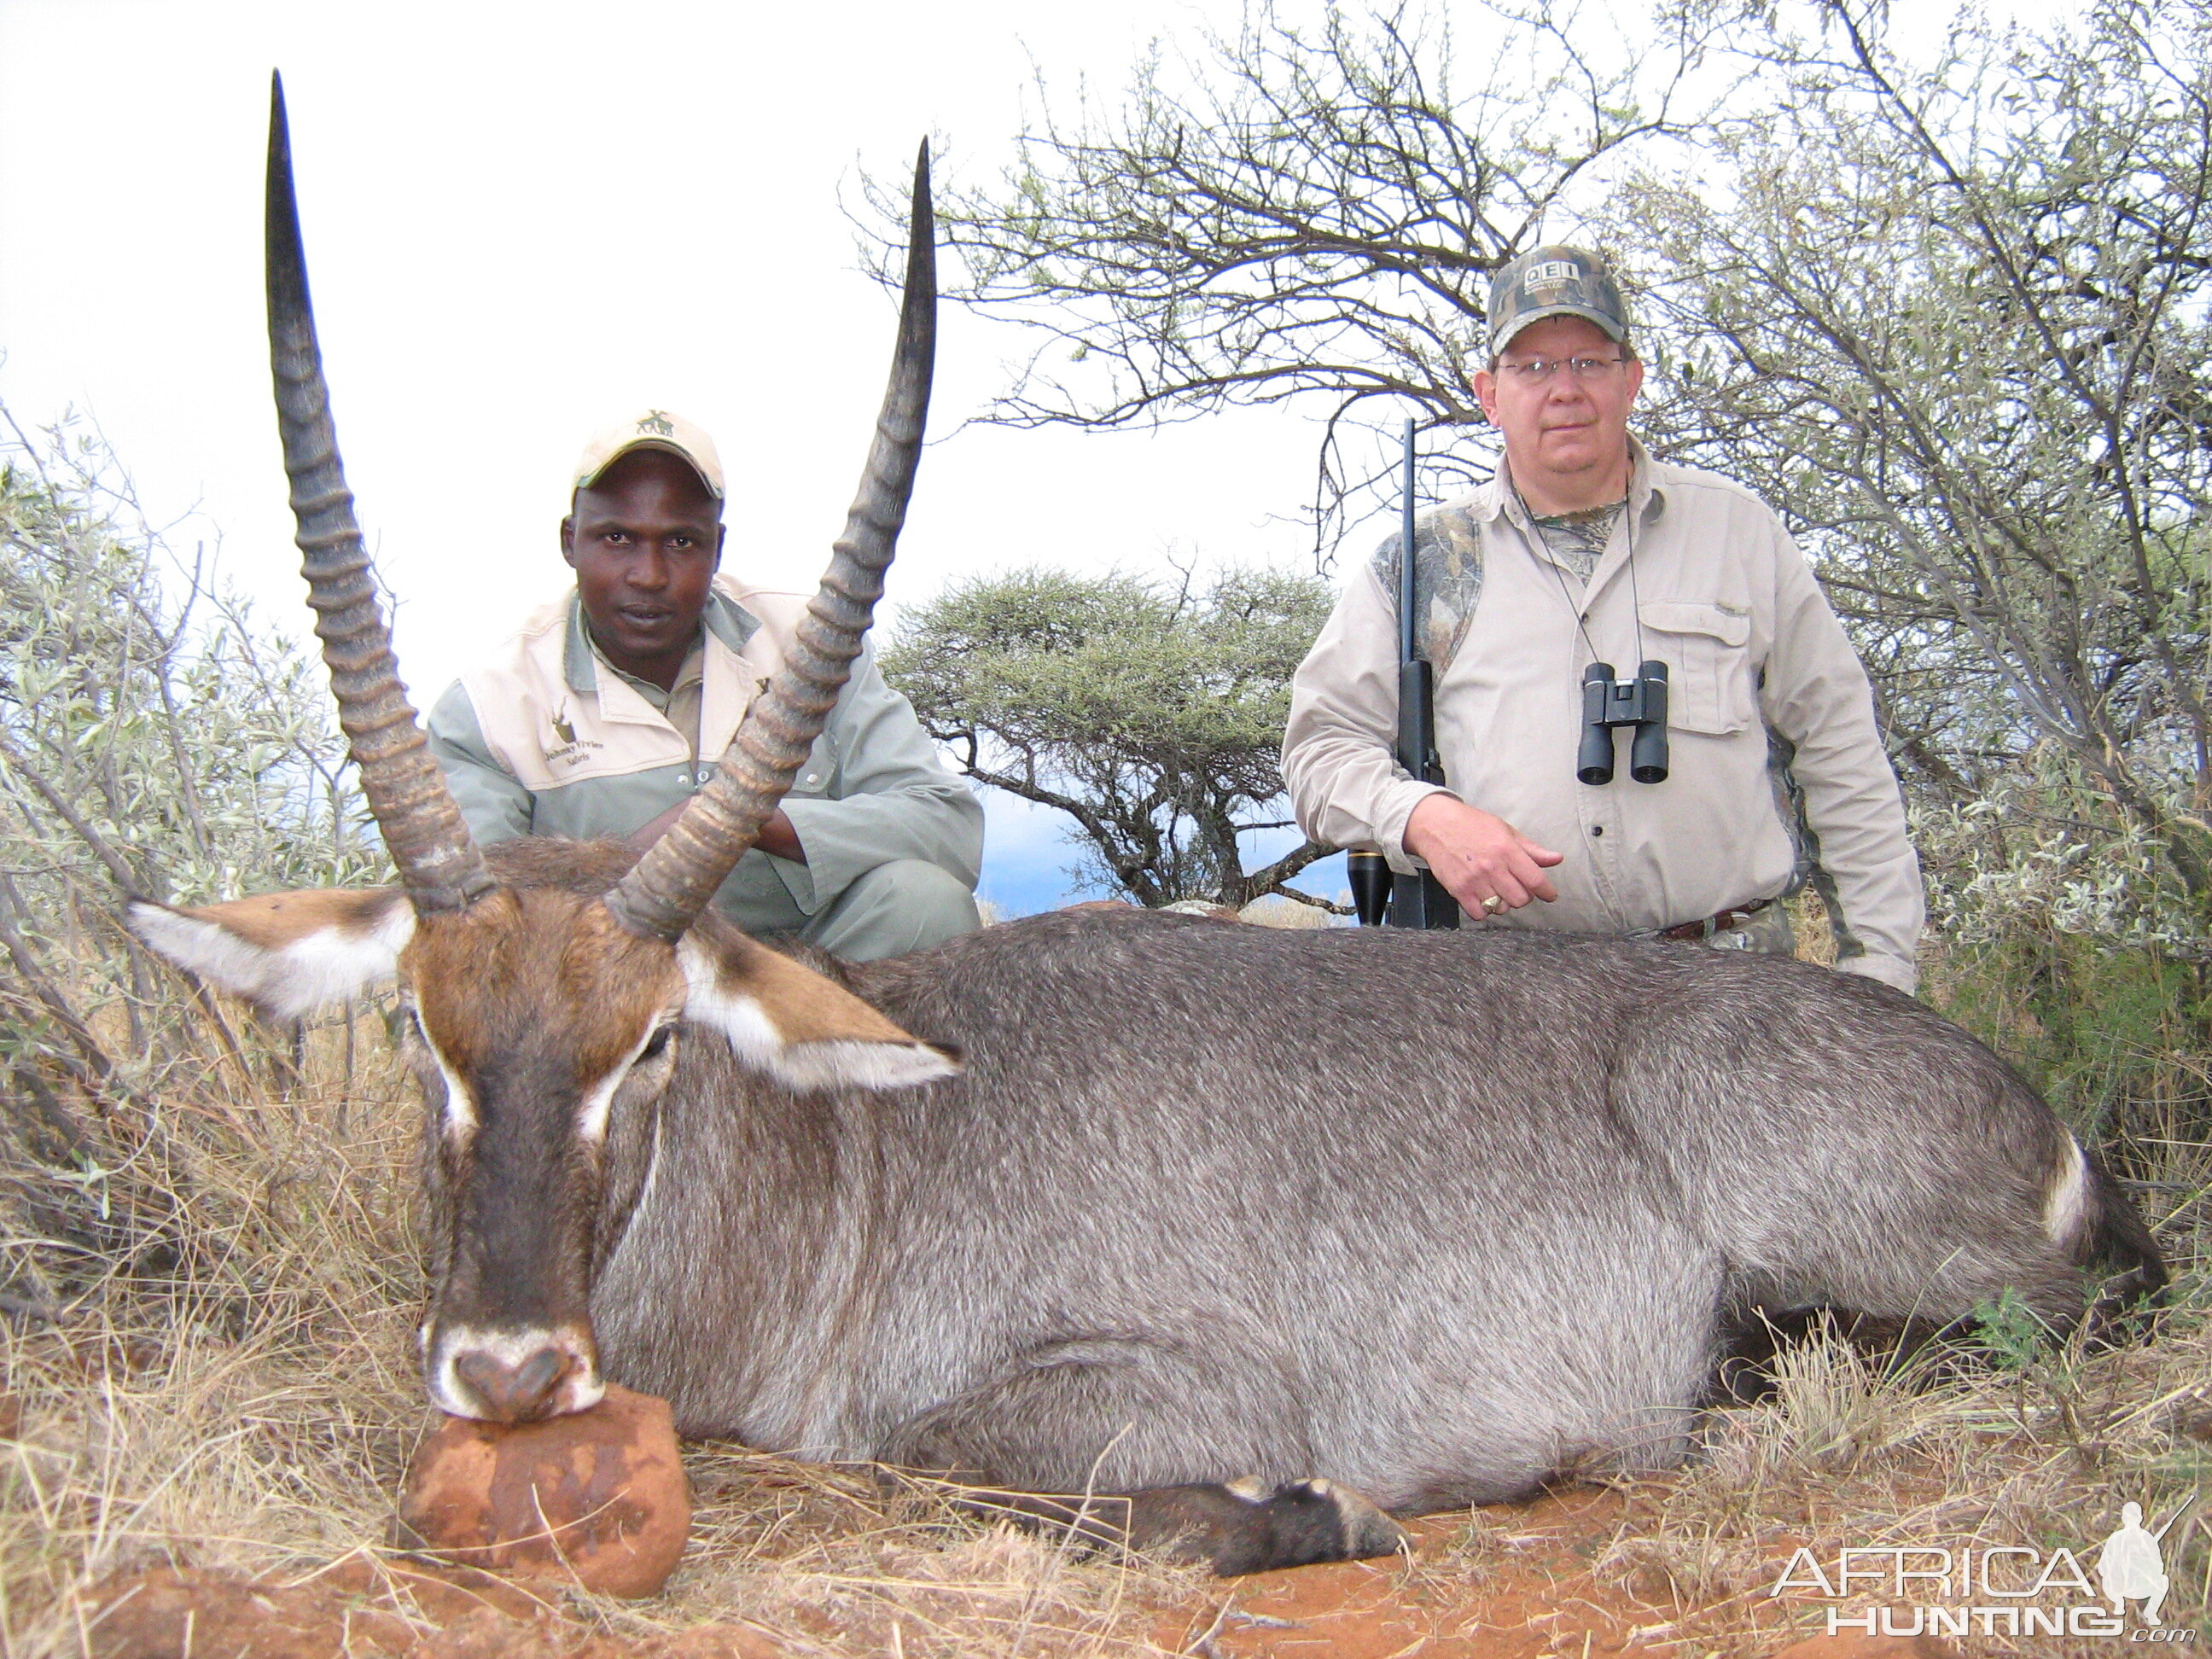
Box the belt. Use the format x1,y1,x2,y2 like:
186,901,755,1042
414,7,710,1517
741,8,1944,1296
1658,899,1773,941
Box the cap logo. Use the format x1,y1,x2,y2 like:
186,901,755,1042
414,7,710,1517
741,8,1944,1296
1523,259,1580,290
637,410,676,437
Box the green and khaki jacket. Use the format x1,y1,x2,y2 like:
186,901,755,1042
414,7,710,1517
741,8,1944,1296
426,575,981,923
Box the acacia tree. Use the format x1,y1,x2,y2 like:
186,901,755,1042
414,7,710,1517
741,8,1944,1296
1623,0,2212,909
876,0,1726,551
881,567,1339,909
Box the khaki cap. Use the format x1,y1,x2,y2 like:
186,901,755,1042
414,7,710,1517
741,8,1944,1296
573,410,725,499
1487,245,1629,358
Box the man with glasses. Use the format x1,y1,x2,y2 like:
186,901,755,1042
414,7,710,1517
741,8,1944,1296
1281,245,1923,991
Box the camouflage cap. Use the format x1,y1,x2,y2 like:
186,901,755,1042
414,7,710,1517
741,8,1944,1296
1486,246,1629,358
573,410,726,500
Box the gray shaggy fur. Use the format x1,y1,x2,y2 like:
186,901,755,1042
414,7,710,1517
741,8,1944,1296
585,906,2157,1510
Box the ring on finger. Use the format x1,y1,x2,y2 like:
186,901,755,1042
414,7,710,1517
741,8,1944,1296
1481,894,1505,914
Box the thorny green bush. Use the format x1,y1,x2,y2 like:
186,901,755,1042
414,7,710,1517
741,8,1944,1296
1911,748,2212,1186
0,407,382,1320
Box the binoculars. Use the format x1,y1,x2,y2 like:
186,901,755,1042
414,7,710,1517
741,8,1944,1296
1578,660,1669,785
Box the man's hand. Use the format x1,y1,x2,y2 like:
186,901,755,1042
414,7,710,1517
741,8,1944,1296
626,801,807,864
752,809,805,863
1402,795,1563,915
624,801,690,853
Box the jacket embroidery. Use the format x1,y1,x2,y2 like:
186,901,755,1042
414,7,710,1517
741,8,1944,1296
543,703,604,770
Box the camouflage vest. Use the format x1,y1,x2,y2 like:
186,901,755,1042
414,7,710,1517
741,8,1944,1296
1371,504,1486,673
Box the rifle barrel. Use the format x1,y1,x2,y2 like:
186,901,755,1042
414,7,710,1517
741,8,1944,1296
1399,417,1417,668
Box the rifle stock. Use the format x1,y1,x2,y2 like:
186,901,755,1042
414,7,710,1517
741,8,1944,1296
1388,655,1460,928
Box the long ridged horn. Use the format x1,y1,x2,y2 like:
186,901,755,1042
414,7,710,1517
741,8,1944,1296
266,73,493,914
603,143,936,943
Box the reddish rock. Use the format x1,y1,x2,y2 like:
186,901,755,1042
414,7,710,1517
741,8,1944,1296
398,1383,691,1598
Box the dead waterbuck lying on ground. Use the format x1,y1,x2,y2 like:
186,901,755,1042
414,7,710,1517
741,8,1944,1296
128,79,2163,1579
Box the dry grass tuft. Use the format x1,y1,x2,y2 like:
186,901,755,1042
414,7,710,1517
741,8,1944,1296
667,1450,1202,1655
1591,1308,2212,1651
1,1022,428,1649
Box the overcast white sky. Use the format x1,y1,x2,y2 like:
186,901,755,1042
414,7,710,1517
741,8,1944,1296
0,0,2077,913
0,0,1342,626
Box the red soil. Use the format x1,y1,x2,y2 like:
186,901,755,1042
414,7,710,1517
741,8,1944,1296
70,1488,1946,1659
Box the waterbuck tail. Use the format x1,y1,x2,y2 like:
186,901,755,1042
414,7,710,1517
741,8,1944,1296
265,72,494,915
603,141,936,943
2049,1135,2167,1322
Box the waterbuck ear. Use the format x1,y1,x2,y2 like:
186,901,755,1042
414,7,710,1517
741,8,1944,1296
125,889,415,1019
676,929,959,1092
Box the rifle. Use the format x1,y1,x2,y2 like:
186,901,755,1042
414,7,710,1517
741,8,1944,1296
1349,419,1461,928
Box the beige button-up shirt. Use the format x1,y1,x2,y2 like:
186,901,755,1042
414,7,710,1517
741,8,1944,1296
1282,442,1924,992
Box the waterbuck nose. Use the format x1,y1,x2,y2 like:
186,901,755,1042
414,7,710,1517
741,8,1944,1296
453,1343,575,1423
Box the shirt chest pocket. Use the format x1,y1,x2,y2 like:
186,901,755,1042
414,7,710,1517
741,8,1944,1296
1639,601,1756,736
784,727,842,798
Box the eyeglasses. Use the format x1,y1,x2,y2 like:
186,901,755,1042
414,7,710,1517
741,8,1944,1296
1496,354,1627,384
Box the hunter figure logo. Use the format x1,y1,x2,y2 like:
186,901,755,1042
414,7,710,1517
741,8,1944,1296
2099,1499,2187,1627
550,707,577,747
1771,1500,2197,1640
637,410,676,437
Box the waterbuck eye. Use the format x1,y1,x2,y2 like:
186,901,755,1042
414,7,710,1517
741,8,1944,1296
639,1025,675,1063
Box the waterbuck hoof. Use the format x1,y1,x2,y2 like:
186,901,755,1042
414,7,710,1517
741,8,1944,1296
395,1382,690,1598
1133,1475,1410,1575
1279,1477,1409,1564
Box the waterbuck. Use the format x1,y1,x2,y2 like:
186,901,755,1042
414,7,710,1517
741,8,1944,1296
128,79,2163,1578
